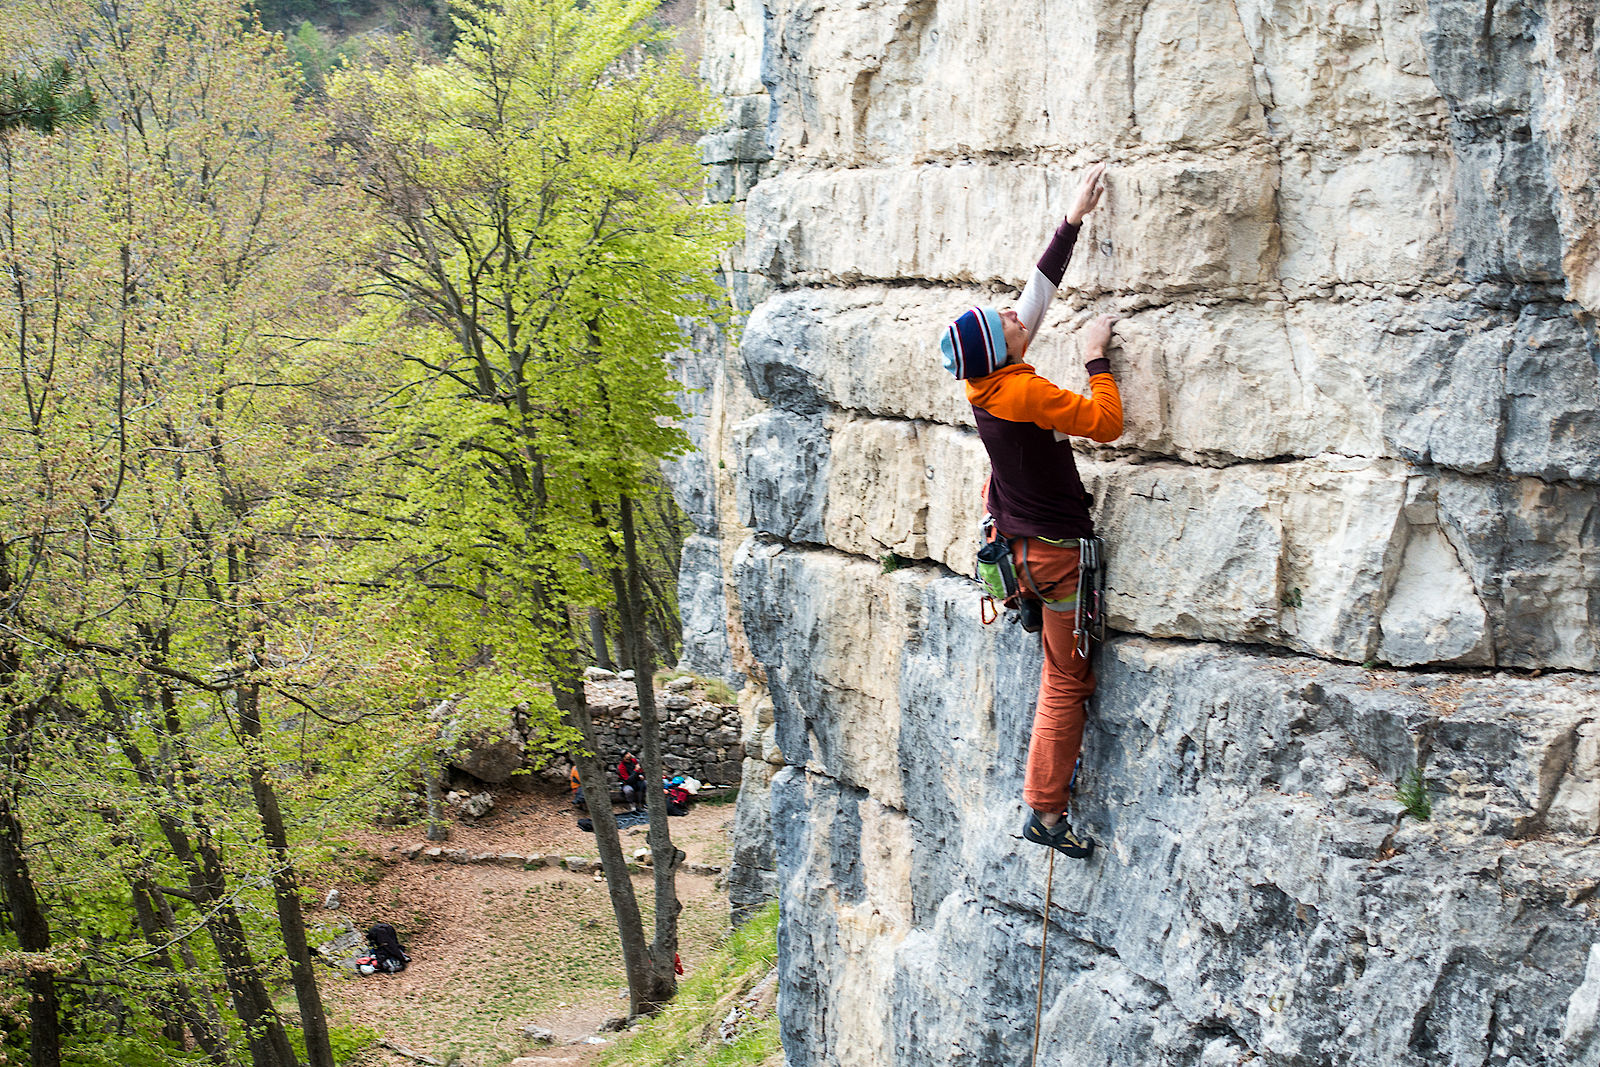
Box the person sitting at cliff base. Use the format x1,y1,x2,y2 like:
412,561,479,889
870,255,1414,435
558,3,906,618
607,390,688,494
618,752,646,811
937,162,1124,860
568,760,586,812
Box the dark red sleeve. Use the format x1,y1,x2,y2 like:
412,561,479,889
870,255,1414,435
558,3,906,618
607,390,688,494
1036,220,1080,286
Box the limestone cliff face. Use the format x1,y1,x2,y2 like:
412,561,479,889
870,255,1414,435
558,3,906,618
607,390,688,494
669,1,1600,1063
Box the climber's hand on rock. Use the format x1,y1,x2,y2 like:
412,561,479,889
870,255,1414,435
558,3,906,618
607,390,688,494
1066,162,1108,225
1082,313,1119,355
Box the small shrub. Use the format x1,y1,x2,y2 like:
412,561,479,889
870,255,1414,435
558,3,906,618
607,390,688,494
657,668,737,706
1397,767,1431,821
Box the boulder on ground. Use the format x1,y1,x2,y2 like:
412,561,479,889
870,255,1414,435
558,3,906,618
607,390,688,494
445,790,495,818
449,737,524,783
314,920,364,963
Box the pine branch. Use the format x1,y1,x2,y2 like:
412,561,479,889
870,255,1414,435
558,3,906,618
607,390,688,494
0,61,100,134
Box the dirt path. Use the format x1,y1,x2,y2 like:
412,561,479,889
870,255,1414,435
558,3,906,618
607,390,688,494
311,791,736,1067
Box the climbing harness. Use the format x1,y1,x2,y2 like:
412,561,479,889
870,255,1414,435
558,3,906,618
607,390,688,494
976,523,1111,649
1030,848,1056,1067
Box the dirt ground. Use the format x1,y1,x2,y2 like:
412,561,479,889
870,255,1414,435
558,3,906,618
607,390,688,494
309,790,737,1067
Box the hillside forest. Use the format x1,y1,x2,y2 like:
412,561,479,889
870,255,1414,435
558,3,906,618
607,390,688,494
0,0,737,1063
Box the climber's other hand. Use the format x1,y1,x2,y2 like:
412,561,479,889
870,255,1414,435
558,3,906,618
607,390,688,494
1082,312,1119,354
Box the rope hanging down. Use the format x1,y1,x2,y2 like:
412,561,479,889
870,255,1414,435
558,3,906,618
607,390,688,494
1030,849,1057,1067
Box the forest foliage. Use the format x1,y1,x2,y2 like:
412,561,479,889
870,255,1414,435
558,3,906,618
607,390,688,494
0,0,735,1061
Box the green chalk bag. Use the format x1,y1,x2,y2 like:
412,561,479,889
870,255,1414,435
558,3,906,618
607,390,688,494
975,530,1018,602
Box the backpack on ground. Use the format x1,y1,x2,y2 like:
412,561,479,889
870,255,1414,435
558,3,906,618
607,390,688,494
367,923,410,974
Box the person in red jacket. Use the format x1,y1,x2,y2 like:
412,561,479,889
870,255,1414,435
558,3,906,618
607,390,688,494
617,752,645,811
938,163,1123,860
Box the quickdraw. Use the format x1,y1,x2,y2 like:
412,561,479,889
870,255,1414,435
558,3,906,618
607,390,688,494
1073,536,1107,659
980,595,1001,626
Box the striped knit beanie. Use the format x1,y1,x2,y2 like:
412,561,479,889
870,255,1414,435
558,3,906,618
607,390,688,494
938,306,1008,379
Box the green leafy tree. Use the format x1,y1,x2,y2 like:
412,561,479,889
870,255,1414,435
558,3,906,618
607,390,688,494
332,0,737,1014
0,1,426,1064
286,21,338,98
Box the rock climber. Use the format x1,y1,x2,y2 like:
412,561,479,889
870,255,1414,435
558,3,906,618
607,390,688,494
937,162,1124,860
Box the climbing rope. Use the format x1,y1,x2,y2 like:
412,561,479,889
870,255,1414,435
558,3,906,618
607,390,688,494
1030,848,1056,1067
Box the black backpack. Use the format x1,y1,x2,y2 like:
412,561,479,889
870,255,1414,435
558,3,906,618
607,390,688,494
367,923,410,973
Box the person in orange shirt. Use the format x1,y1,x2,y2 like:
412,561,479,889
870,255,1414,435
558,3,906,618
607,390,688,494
569,761,586,812
938,163,1123,859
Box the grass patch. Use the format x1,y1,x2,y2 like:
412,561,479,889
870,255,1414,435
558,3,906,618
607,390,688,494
333,877,645,1065
654,668,738,706
696,786,741,807
601,903,780,1067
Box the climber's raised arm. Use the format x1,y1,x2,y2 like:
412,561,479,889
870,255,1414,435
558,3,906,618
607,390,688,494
1012,162,1108,349
937,161,1115,384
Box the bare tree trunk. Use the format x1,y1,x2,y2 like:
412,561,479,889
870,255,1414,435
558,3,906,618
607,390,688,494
577,556,613,670
174,808,298,1067
107,689,298,1067
94,794,234,1067
147,873,229,1049
127,877,235,1067
616,493,680,1005
0,624,61,1067
588,608,613,670
0,787,60,1067
552,667,658,1016
235,683,335,1067
424,760,450,842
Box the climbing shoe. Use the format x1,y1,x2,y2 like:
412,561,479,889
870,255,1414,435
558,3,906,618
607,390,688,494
1022,810,1095,860
1018,597,1043,633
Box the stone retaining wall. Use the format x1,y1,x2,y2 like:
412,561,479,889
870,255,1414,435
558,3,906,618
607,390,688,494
587,685,745,786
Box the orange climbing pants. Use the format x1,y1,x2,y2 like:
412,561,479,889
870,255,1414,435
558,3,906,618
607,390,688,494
1013,538,1095,815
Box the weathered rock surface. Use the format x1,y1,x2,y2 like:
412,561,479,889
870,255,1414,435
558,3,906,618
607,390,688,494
755,556,1600,1065
673,0,1600,1062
